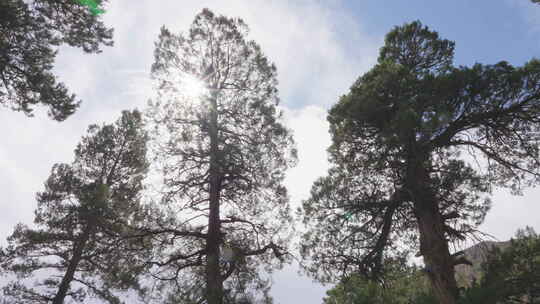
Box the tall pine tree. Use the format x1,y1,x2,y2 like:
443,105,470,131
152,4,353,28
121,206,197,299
144,8,297,304
0,110,150,303
299,21,540,304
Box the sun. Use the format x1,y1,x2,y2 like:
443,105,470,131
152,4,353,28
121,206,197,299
150,71,209,106
180,74,208,101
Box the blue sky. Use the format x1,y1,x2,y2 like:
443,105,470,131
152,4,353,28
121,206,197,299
347,0,539,66
1,1,540,303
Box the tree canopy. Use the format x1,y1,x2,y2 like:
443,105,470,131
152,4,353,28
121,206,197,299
0,0,112,120
300,20,540,304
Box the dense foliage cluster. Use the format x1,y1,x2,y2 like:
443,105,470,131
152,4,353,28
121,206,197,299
324,228,540,304
323,259,437,304
0,0,112,120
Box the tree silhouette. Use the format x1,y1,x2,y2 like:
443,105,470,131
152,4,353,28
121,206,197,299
0,110,150,303
143,8,297,304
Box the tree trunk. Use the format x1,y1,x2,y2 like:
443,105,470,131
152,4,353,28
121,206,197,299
206,88,223,304
408,153,459,304
415,203,459,304
52,224,92,304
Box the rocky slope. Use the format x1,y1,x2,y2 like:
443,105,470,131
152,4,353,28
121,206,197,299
454,240,511,287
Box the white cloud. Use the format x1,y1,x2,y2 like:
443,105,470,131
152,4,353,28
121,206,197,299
98,0,379,108
269,104,334,303
480,187,540,241
283,105,332,209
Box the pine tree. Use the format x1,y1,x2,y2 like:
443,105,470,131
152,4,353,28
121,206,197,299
144,8,297,304
299,21,540,304
0,110,150,303
0,0,112,120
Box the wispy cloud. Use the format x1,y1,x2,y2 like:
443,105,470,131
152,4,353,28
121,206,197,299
506,0,540,37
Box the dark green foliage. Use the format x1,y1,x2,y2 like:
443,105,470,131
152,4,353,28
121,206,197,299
460,227,540,303
0,0,112,120
323,260,437,304
144,8,297,304
0,110,150,303
300,20,540,303
324,230,540,304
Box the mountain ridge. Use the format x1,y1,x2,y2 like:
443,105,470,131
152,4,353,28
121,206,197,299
454,240,511,287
